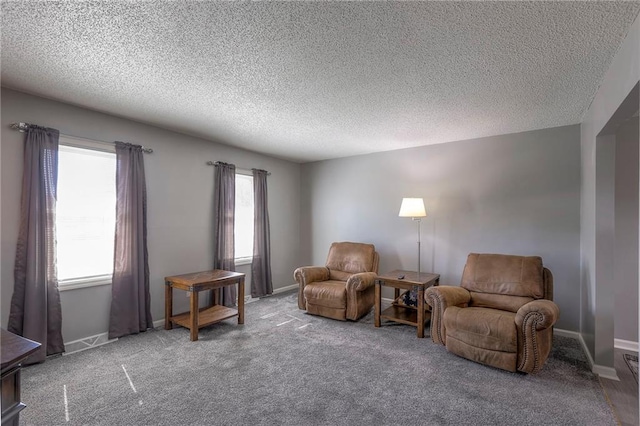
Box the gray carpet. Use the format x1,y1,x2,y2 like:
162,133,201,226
21,291,615,426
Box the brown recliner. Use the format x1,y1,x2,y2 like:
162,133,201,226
294,242,379,321
425,253,560,374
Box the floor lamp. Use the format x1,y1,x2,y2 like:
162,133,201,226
399,198,427,279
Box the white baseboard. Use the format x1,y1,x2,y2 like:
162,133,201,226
68,289,625,380
64,332,117,355
592,364,620,381
555,328,620,381
150,284,298,330
614,338,638,352
62,288,386,355
554,328,580,339
273,283,298,294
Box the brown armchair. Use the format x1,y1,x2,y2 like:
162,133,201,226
294,242,379,321
425,253,559,374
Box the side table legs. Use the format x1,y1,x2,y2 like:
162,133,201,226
189,290,199,341
238,277,245,325
374,281,381,328
164,281,173,330
417,287,425,338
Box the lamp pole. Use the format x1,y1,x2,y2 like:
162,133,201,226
399,198,427,281
414,217,421,279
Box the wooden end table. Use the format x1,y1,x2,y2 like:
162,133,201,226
165,269,245,341
374,270,440,338
1,329,41,426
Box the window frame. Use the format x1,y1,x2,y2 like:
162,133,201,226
57,135,116,292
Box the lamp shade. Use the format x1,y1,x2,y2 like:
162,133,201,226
398,198,426,218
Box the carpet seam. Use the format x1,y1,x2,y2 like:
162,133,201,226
598,376,623,426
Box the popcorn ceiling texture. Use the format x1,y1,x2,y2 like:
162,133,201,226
2,1,639,163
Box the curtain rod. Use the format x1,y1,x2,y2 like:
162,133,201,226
206,161,270,175
9,122,153,153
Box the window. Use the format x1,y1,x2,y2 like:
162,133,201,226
56,141,116,288
234,173,254,264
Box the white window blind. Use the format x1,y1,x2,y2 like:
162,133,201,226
56,144,116,284
234,173,254,263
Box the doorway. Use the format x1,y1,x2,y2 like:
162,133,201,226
595,82,639,426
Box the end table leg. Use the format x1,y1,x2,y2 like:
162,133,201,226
190,290,199,341
238,277,245,325
417,287,425,338
374,281,381,328
165,281,173,330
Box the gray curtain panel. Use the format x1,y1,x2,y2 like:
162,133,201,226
108,142,152,340
8,125,64,363
213,162,237,306
251,169,273,297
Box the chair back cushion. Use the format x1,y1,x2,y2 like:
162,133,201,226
325,242,376,281
461,253,544,312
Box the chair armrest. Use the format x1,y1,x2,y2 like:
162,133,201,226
345,272,378,320
515,299,559,373
294,266,329,310
346,272,378,292
515,299,559,331
424,286,471,345
424,285,471,309
294,266,329,286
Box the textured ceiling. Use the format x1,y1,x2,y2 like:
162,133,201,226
2,2,639,163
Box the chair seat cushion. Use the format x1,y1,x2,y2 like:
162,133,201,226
303,281,347,309
443,306,517,353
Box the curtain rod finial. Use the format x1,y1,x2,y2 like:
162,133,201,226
10,122,28,132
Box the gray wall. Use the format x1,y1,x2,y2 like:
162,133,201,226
1,88,301,343
301,125,581,331
595,133,616,369
615,117,639,342
580,13,639,370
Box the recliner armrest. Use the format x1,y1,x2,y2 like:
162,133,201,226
425,285,471,309
515,299,559,331
345,272,378,320
424,286,471,345
294,266,330,286
345,272,378,292
515,299,559,374
294,266,330,310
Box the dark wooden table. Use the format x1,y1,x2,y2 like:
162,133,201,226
374,270,440,338
165,269,245,341
1,329,41,426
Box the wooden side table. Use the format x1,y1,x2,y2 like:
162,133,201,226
374,270,440,338
1,329,41,426
165,269,245,341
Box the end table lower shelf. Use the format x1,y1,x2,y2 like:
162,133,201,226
379,304,431,327
170,305,238,330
